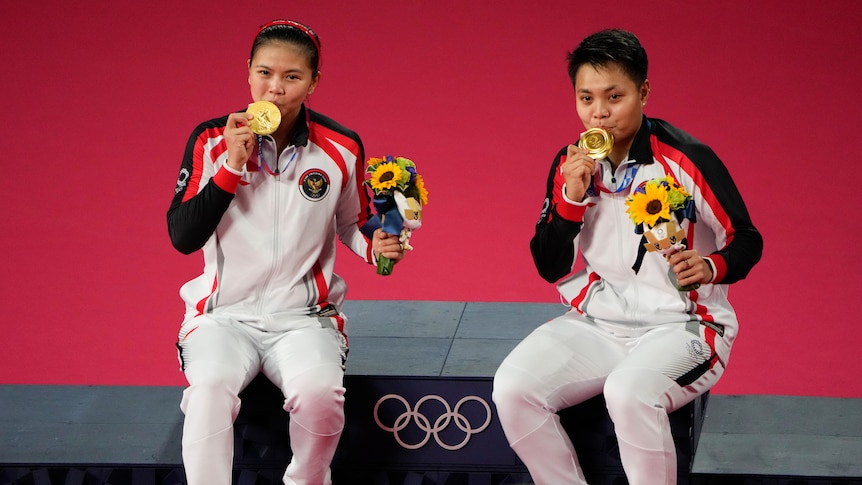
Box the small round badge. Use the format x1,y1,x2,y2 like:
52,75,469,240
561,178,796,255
246,101,281,135
578,128,614,160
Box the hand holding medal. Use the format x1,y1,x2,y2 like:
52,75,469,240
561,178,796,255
560,127,615,202
223,102,280,171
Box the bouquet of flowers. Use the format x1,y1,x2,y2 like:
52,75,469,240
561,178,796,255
365,156,429,275
625,175,699,291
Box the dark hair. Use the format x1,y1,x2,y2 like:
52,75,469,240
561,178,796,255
251,20,321,76
567,29,648,87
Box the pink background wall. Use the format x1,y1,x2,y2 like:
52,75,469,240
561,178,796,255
2,0,861,397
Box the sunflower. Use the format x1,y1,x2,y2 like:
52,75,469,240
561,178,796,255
626,182,671,227
412,174,429,206
369,162,404,193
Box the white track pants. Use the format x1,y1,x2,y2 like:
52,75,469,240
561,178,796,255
492,314,728,485
177,315,347,485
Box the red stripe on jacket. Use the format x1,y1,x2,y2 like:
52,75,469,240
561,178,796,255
650,136,733,282
650,136,736,244
308,120,373,254
689,291,719,367
312,260,329,306
309,123,358,191
571,271,602,312
195,273,218,316
183,127,228,202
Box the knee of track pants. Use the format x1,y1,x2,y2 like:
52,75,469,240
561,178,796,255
181,363,244,420
282,364,346,435
492,364,545,438
492,365,523,416
602,368,673,440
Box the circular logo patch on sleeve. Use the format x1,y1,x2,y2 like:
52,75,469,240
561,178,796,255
299,169,330,201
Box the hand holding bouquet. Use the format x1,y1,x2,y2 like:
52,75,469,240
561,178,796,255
365,156,429,275
625,175,699,291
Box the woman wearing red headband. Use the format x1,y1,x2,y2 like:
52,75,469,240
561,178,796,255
167,19,403,485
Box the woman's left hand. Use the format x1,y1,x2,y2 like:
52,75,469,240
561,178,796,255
668,250,713,286
372,229,405,263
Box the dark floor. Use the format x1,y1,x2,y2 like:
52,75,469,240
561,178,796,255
1,301,860,484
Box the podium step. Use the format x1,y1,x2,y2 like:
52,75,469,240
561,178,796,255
2,301,860,484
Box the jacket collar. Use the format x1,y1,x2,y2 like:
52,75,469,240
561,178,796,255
628,115,654,165
290,104,310,148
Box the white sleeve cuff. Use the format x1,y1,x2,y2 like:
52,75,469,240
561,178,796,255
704,256,718,283
223,162,246,176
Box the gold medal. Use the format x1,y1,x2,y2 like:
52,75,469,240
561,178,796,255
578,127,614,160
246,101,281,135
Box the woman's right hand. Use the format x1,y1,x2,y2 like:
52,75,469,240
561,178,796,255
224,112,255,171
560,144,597,202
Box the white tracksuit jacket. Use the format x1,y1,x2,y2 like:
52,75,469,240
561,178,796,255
532,116,763,365
168,105,375,331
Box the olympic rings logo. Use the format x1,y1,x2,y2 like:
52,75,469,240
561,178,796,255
373,394,492,450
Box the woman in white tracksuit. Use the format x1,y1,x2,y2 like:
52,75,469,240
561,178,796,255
167,20,403,485
492,29,762,485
